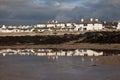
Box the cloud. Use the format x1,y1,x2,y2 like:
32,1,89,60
0,0,120,25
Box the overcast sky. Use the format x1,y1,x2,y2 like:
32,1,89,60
0,0,120,25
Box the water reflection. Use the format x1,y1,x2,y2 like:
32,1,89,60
0,48,120,57
0,48,120,64
0,49,120,80
0,49,104,57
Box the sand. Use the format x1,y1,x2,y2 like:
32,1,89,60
0,43,120,50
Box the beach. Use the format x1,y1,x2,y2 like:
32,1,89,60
0,43,120,50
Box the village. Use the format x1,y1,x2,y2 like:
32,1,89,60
0,18,120,33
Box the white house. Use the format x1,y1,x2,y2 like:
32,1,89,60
1,25,6,29
65,22,73,27
46,23,56,28
74,23,84,31
117,21,120,29
74,18,103,31
56,23,66,28
36,24,46,28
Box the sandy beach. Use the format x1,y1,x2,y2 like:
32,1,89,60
0,43,120,50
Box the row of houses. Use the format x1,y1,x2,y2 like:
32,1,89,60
0,25,34,32
36,19,104,32
0,18,120,33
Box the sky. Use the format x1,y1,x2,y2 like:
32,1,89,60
0,0,120,25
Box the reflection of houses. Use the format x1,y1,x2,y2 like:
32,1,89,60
0,48,119,57
74,49,103,56
0,49,103,57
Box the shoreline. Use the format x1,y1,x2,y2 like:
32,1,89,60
0,30,118,36
0,43,120,50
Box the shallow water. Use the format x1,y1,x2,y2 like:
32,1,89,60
0,49,120,80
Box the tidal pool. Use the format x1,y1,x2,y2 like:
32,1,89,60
0,49,120,80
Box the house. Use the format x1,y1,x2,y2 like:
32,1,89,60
74,21,84,31
84,18,103,31
46,23,56,28
103,22,118,29
1,25,6,29
74,18,103,31
65,22,73,27
36,24,46,28
117,21,120,29
38,27,50,32
56,23,66,28
46,20,58,28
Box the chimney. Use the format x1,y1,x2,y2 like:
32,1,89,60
52,20,54,23
90,18,93,22
81,19,84,22
95,19,99,22
48,21,50,23
104,21,106,24
55,20,58,23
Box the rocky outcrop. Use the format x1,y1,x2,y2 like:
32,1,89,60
81,31,120,43
0,34,81,45
0,31,120,45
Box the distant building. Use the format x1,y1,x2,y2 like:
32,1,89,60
0,18,120,33
74,18,103,31
117,21,120,29
103,22,118,29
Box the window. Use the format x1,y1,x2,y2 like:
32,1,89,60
84,24,87,26
83,28,87,30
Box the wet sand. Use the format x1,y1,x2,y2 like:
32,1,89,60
0,43,120,50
